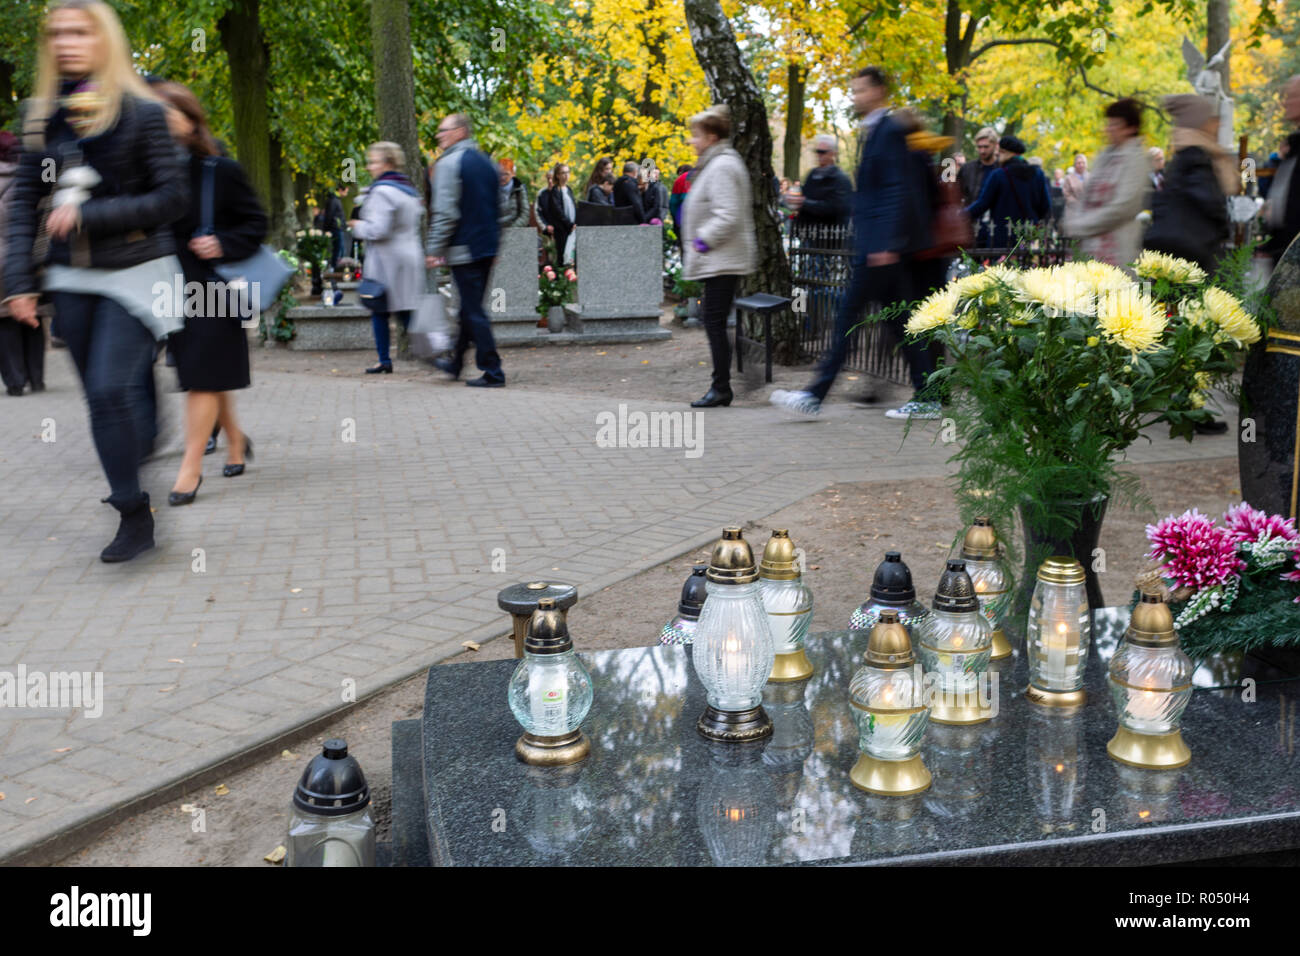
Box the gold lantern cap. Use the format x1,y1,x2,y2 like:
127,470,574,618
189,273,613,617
961,517,999,559
933,560,980,613
524,597,573,655
1126,590,1178,647
1037,556,1085,586
866,609,914,668
759,529,801,581
706,527,759,585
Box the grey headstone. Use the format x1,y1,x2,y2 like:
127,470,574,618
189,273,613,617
285,305,375,350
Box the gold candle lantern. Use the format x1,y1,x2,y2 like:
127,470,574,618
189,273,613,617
1024,557,1091,710
758,529,815,682
1105,591,1193,770
848,610,932,795
960,517,1012,660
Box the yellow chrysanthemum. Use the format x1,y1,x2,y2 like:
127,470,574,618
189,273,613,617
951,265,1014,301
906,286,961,335
1133,250,1208,285
1194,371,1212,390
1061,260,1132,297
1096,288,1167,353
1015,266,1095,316
1200,287,1261,346
1086,335,1100,347
1189,391,1207,409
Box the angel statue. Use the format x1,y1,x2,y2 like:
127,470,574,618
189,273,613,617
1182,36,1234,149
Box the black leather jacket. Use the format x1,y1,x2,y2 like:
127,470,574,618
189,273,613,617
4,91,188,300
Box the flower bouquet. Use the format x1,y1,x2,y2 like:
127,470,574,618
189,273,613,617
1145,503,1300,659
295,228,331,272
904,252,1262,591
538,265,575,316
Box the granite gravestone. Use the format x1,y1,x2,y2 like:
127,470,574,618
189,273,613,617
1240,239,1300,517
483,227,543,346
563,225,670,343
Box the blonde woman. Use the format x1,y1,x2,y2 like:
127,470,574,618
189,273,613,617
2,0,187,562
348,141,424,373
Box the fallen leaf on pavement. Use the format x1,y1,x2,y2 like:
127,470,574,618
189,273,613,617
53,747,70,753
167,658,184,664
25,797,36,804
264,845,286,864
291,588,302,593
214,784,230,796
280,750,297,760
180,803,197,814
461,641,481,651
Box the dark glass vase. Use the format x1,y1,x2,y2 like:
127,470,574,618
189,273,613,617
309,261,323,296
1016,495,1109,614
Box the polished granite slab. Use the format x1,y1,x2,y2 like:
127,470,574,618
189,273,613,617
420,609,1300,866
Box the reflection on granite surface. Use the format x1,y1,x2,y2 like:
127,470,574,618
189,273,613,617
423,609,1300,865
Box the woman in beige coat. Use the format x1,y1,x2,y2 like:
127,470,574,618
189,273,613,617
1063,98,1151,269
681,106,756,408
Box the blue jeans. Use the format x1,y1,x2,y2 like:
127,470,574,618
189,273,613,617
450,259,503,382
371,310,411,365
52,292,157,511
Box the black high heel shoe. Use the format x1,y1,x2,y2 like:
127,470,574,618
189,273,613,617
168,475,202,506
223,437,253,477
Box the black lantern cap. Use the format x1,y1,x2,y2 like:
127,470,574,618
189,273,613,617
524,597,574,655
678,565,708,620
933,559,979,613
293,738,371,817
870,551,917,605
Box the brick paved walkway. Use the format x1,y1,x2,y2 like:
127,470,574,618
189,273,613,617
0,357,1237,859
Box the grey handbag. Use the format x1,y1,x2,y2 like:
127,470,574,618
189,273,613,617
200,157,293,313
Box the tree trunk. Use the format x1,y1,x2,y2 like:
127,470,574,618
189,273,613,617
638,0,668,125
1206,0,1231,94
783,62,806,182
0,60,15,129
269,133,297,251
682,0,794,359
218,0,272,215
370,0,424,198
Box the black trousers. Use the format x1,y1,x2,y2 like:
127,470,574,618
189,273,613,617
0,316,45,391
700,273,740,393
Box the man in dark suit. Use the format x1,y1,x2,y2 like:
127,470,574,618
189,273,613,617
613,161,648,223
771,66,923,418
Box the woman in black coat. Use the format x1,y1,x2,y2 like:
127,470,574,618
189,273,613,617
537,162,576,267
154,81,265,506
4,0,188,563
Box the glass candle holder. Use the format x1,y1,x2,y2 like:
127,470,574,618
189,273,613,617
287,739,375,867
508,598,594,765
1025,557,1091,709
693,528,776,742
1106,591,1193,769
848,609,931,795
661,565,707,646
849,551,931,638
960,517,1012,660
915,560,994,725
759,529,814,682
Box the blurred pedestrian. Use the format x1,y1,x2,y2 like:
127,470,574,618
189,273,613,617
1063,153,1089,211
426,113,507,388
1144,94,1234,274
614,160,649,223
1063,98,1150,268
771,67,915,418
1263,76,1300,265
350,141,425,373
499,158,530,227
584,157,613,202
1148,147,1166,194
4,0,188,562
681,105,755,408
153,81,265,505
0,131,46,397
669,163,692,235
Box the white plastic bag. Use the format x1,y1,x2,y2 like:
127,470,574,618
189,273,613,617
410,285,454,357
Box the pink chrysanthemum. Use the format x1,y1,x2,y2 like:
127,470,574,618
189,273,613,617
1146,509,1244,591
1222,502,1298,545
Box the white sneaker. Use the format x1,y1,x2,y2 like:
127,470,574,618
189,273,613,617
769,389,821,418
884,400,942,420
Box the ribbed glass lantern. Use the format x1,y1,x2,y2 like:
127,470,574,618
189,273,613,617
758,529,814,682
848,609,931,795
693,528,776,742
508,598,594,765
915,560,994,725
1106,590,1193,769
1025,557,1091,709
959,517,1013,660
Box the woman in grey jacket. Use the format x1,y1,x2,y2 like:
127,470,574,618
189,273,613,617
350,141,426,373
681,106,756,408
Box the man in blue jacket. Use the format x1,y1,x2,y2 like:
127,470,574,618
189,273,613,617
427,113,506,388
771,66,921,418
963,135,1053,249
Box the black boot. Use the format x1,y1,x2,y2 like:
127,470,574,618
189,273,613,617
691,387,732,408
101,494,155,563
